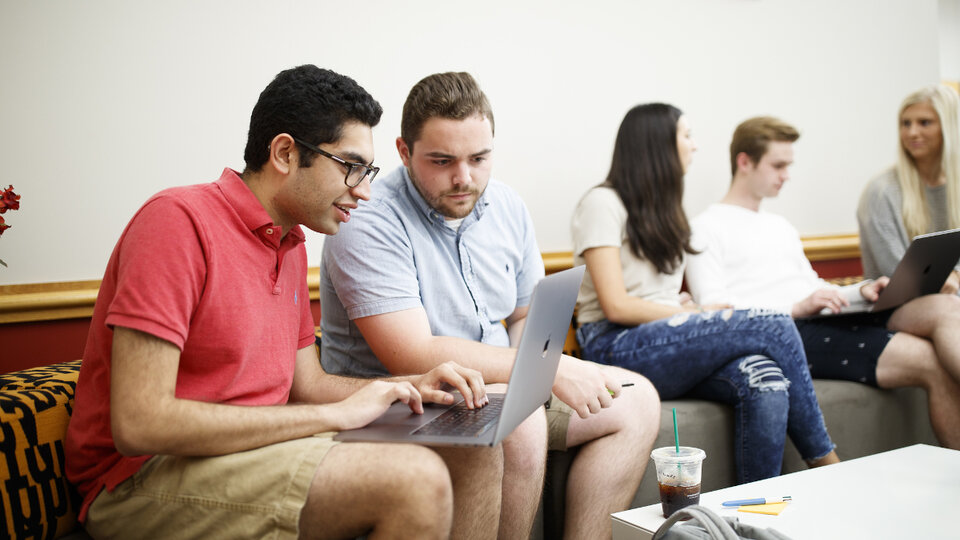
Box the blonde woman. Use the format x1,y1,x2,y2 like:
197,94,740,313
857,84,960,292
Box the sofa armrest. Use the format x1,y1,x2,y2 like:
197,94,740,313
0,360,83,539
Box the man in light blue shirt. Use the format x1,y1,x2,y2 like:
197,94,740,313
319,165,542,377
321,71,660,540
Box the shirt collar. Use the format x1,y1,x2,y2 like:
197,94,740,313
215,168,306,247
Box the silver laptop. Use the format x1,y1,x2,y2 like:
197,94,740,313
815,228,960,317
334,265,585,447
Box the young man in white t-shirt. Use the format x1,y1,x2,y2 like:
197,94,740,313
685,116,960,449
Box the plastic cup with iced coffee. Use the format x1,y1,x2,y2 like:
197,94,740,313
650,446,706,517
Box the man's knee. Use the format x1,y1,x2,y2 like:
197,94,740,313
621,370,660,414
932,292,960,310
877,332,942,385
304,443,453,537
387,445,452,501
503,409,548,474
322,444,451,505
433,444,504,484
919,294,960,326
610,372,660,435
893,293,960,333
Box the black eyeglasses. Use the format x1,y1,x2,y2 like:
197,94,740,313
291,137,379,188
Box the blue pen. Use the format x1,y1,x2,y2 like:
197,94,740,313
721,495,792,507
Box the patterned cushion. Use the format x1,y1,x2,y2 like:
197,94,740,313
825,275,865,286
0,361,82,539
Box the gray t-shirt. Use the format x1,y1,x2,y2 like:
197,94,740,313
857,167,950,279
319,165,544,378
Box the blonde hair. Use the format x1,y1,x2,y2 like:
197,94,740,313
896,84,960,238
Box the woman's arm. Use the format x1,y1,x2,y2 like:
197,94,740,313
857,174,910,279
582,246,693,325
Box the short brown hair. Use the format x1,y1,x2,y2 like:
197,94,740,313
729,116,799,176
401,72,495,150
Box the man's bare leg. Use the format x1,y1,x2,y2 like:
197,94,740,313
562,368,659,540
300,442,452,540
874,331,960,449
889,294,960,383
431,444,504,540
498,408,548,540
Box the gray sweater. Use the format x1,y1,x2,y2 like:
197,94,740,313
856,167,950,279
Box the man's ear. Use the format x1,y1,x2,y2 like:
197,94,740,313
735,151,754,174
396,136,412,167
269,134,297,175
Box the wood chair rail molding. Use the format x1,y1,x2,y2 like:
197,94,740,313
0,233,860,324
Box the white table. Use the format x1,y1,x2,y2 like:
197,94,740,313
611,444,960,539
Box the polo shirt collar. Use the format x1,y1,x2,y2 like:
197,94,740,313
215,168,306,246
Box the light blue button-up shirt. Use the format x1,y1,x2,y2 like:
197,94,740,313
320,165,545,378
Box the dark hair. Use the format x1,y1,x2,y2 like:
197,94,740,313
243,65,383,172
604,103,695,275
400,72,494,150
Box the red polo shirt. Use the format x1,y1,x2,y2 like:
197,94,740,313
65,169,316,520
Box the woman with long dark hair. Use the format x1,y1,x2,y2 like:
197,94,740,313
571,103,839,483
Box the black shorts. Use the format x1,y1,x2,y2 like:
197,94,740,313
794,311,895,387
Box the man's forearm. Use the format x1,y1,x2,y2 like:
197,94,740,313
380,335,517,384
113,396,343,457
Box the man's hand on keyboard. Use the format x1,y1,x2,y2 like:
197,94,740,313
860,277,889,302
411,361,489,410
792,288,850,318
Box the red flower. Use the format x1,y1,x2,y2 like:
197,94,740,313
0,185,20,213
0,185,19,239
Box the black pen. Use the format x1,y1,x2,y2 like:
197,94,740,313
608,382,635,395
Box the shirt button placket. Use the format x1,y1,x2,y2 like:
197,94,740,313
264,226,282,295
459,239,486,340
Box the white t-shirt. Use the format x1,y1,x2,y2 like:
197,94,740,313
687,203,860,314
571,186,683,324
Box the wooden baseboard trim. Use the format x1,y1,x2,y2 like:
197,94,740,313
544,233,861,272
800,233,861,261
0,234,861,324
0,281,101,324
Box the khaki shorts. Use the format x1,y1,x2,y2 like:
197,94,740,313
85,433,339,540
545,394,574,451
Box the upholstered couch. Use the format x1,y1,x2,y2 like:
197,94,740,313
2,356,938,540
0,360,90,540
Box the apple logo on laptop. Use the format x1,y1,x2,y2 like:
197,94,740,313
541,336,551,358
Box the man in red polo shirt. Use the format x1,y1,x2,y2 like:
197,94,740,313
65,65,502,539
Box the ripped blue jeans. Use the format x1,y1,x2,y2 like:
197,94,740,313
577,308,835,484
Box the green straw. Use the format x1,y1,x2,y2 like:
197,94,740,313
672,407,681,476
672,407,680,453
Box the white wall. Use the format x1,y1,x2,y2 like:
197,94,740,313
942,0,960,81
0,0,944,285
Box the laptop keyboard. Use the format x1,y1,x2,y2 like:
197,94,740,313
412,395,505,437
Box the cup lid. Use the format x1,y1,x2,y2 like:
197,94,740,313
651,446,706,463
